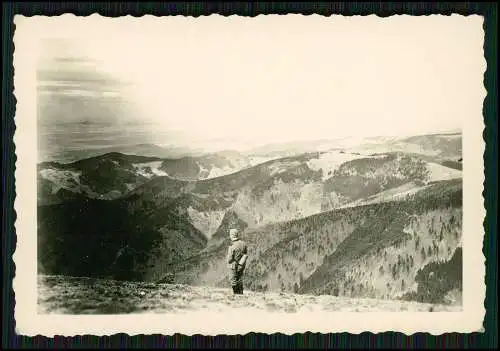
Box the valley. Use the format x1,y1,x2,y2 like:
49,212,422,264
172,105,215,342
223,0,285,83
37,132,463,307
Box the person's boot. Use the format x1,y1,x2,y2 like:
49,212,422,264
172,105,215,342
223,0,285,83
232,285,238,295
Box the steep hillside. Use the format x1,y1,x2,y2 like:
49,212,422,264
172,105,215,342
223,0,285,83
37,175,87,205
37,150,257,206
126,150,460,240
159,150,252,181
37,135,463,303
37,197,207,282
38,146,463,270
37,153,164,205
298,179,462,303
166,179,462,305
126,152,325,236
402,247,462,304
322,152,429,206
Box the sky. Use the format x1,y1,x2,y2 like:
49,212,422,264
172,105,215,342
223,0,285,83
34,14,484,153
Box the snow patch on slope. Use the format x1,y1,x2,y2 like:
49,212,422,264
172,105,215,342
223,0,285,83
132,161,169,178
195,163,211,179
206,166,236,179
187,207,226,239
306,151,369,181
426,162,462,182
248,156,279,167
39,168,82,192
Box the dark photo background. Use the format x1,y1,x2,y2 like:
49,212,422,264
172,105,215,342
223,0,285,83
3,2,497,349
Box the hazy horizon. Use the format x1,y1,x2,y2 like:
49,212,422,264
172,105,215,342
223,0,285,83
35,15,481,160
36,126,462,164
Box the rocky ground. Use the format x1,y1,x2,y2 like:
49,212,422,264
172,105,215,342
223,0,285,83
38,275,461,314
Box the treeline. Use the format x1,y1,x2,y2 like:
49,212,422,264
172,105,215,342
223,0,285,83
298,180,462,297
402,247,462,303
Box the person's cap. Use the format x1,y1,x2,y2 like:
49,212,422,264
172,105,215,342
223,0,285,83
229,228,239,240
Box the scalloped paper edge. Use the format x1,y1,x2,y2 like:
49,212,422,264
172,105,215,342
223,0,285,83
11,13,487,337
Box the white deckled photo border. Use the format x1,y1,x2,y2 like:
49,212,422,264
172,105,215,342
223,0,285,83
12,13,487,336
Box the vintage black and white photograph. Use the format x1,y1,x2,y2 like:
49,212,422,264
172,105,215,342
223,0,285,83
13,14,486,335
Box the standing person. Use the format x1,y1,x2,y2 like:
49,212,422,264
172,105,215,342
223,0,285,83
227,228,248,295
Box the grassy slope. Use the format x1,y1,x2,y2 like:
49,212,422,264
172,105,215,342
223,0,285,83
38,275,460,315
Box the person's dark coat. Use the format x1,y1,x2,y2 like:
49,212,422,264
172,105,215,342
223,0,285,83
227,238,248,291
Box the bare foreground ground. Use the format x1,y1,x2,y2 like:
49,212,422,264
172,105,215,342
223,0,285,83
38,275,461,314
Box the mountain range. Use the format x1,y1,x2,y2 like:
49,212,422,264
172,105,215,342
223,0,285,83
37,132,463,305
